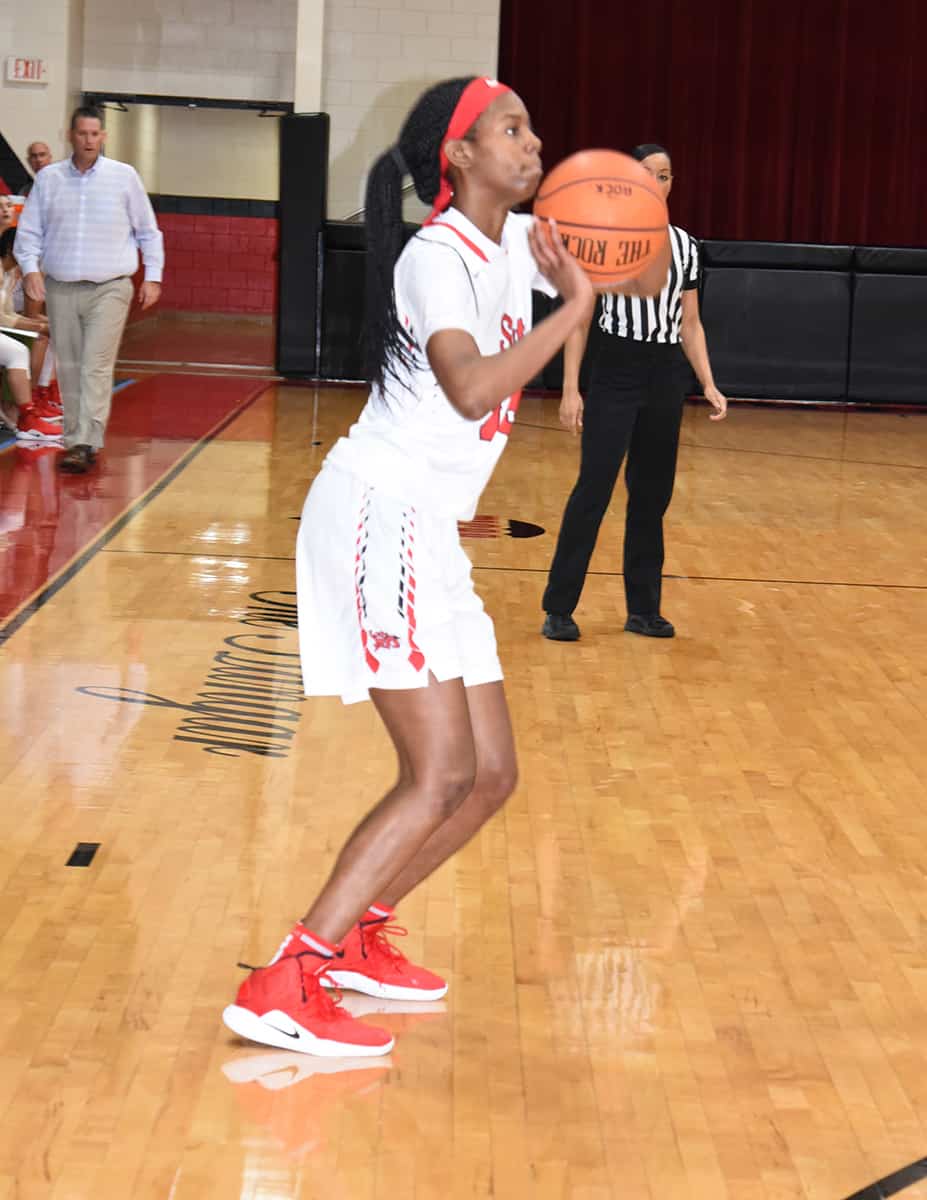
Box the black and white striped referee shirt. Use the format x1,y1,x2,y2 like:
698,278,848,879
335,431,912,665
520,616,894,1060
598,224,699,344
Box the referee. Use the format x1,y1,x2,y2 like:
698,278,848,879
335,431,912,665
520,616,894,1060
541,143,727,642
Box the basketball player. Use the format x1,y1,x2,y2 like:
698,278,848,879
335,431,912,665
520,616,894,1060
541,144,727,643
223,77,616,1056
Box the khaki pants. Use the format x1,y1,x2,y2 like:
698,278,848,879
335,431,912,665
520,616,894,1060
45,276,134,450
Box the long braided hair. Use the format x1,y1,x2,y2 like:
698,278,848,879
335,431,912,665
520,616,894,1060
363,77,476,391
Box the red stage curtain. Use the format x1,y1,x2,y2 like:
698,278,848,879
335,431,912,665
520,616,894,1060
499,0,927,245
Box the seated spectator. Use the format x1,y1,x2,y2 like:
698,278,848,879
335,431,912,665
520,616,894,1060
0,331,33,437
24,142,53,197
5,186,58,401
1,230,61,441
1,229,50,380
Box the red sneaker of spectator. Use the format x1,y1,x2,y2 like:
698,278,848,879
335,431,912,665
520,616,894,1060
30,388,61,420
17,406,63,442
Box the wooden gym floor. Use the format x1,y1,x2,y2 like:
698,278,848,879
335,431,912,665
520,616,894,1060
2,358,927,1199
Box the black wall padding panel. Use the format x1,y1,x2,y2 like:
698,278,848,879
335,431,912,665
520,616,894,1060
854,246,927,274
700,241,854,270
701,268,851,399
319,221,418,382
849,274,927,404
313,227,927,407
319,223,365,381
276,113,329,376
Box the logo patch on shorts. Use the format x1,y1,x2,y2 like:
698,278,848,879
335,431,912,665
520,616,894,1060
370,631,401,651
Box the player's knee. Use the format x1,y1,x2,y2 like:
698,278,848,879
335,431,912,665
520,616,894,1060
425,758,477,821
474,758,518,815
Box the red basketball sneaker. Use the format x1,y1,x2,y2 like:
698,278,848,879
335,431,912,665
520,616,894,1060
223,950,394,1057
323,910,448,1001
17,406,63,442
46,380,63,413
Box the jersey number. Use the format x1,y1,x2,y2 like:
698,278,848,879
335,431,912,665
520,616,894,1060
479,391,522,442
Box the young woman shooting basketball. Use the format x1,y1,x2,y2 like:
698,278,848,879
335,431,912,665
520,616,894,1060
223,77,600,1056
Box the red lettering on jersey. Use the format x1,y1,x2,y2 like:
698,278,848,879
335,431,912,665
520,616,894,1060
499,313,526,351
370,631,401,651
479,390,522,442
479,311,527,442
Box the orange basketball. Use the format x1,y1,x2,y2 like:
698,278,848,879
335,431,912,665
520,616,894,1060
534,149,668,287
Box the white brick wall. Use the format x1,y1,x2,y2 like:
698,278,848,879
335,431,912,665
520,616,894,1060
1,0,86,170
81,0,298,102
2,0,501,215
322,0,502,219
103,104,281,199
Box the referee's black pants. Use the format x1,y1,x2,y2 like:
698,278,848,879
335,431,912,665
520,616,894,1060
542,338,686,618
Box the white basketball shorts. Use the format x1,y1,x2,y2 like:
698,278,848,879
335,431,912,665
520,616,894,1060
296,463,502,705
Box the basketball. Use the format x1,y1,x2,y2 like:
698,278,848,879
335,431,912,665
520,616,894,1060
534,149,669,287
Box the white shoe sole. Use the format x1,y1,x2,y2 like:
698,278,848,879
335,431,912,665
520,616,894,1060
16,429,63,444
222,1004,394,1057
340,993,448,1018
321,969,448,1002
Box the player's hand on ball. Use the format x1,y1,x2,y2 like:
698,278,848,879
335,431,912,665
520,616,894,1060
705,384,728,421
528,218,595,316
559,389,584,435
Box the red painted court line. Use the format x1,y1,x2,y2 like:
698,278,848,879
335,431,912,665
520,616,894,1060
0,374,266,625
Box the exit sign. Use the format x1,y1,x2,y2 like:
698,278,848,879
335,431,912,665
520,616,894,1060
5,57,48,84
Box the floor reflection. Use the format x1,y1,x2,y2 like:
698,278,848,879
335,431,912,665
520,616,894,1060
222,995,447,1161
0,375,266,626
223,1050,393,1159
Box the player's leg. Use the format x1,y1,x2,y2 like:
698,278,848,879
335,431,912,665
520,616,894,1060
224,676,478,1053
379,680,515,902
325,680,517,1000
302,675,478,941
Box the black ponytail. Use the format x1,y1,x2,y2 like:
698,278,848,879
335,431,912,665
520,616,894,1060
364,76,476,391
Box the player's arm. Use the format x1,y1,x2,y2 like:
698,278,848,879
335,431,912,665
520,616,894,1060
427,220,595,422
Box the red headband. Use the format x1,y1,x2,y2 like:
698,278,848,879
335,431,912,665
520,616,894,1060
424,77,513,224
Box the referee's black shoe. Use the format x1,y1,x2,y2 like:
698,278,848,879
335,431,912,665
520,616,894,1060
542,613,580,641
624,613,675,638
